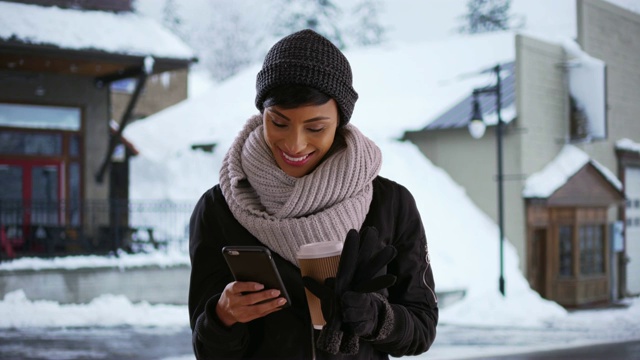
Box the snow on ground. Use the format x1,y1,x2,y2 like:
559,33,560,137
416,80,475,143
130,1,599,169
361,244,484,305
0,249,188,271
0,290,639,360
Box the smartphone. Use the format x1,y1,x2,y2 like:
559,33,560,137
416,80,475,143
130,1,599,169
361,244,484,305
222,246,291,308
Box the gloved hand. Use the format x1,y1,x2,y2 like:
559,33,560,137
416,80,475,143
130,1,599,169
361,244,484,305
303,227,397,355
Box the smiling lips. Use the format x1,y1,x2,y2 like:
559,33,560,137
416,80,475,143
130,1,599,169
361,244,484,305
280,149,312,166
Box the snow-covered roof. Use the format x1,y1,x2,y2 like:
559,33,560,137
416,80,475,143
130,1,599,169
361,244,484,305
0,2,195,60
422,61,517,131
523,145,622,198
616,138,640,154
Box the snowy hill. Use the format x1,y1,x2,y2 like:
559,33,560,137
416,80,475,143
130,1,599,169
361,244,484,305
123,31,567,326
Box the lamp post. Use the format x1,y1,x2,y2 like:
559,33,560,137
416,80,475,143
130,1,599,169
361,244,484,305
468,64,505,296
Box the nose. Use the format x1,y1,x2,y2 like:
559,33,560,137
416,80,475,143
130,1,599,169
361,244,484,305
283,129,306,154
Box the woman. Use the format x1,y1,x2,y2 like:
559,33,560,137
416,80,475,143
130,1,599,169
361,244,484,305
189,29,438,359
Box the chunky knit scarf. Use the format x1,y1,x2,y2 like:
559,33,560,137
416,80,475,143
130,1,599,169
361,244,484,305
219,115,382,266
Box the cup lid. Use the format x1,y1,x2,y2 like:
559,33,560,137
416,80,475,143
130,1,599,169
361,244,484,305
297,241,343,259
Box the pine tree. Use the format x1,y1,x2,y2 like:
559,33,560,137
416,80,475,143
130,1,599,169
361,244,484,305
349,0,386,46
152,0,387,82
458,0,524,34
275,0,346,49
197,11,259,81
162,0,186,41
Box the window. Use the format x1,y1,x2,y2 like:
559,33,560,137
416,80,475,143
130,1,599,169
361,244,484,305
559,225,573,277
70,135,80,157
567,59,606,141
579,225,605,276
110,78,137,94
69,162,81,226
569,96,589,141
0,103,80,130
0,131,62,156
0,103,83,229
0,165,23,226
30,165,60,225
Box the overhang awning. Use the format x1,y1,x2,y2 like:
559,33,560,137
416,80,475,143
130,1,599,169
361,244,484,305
0,42,194,78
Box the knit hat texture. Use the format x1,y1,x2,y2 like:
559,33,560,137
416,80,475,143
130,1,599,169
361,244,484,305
255,29,358,124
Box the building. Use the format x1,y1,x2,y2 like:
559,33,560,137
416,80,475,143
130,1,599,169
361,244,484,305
0,0,197,258
403,0,639,307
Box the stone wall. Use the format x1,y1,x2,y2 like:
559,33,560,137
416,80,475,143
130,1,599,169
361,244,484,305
0,265,190,304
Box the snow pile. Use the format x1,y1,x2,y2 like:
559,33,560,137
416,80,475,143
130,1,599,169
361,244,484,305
378,140,567,326
348,32,515,140
0,249,189,271
121,31,572,328
1,288,638,339
0,290,187,329
125,32,515,201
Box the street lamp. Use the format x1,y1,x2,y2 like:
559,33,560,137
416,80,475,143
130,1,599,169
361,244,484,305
469,63,506,296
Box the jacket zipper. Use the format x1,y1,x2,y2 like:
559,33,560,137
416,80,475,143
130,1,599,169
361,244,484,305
310,324,316,359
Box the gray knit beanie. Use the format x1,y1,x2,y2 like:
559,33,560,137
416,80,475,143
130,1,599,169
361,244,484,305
255,29,358,125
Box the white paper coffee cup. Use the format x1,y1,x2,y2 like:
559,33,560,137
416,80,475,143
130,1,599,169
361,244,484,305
297,241,343,329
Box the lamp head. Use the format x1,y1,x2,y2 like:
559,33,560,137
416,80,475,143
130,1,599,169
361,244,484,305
468,93,486,139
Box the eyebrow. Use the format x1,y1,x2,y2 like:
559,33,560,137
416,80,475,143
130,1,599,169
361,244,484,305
268,108,332,123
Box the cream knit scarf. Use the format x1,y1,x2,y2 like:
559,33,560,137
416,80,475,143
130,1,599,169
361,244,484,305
219,115,382,266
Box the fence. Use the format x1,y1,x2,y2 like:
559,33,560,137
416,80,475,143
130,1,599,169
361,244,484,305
0,199,195,260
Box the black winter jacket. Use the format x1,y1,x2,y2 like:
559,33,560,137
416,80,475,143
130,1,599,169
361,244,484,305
189,176,438,359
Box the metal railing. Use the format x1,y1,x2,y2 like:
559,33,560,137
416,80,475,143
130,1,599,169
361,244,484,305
0,199,195,260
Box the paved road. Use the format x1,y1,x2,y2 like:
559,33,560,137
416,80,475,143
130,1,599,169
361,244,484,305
469,340,640,360
1,325,639,360
0,327,193,360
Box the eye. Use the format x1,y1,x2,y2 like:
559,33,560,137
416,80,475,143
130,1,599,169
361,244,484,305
270,118,286,128
308,127,324,133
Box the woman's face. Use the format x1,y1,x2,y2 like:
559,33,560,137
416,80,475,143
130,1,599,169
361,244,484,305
263,99,339,178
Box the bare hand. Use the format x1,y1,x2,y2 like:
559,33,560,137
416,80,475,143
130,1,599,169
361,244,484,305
216,281,288,327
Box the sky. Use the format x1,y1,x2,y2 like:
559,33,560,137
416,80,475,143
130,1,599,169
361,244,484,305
1,1,640,358
133,0,640,48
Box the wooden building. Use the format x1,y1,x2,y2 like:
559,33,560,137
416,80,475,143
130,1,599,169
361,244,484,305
524,148,625,307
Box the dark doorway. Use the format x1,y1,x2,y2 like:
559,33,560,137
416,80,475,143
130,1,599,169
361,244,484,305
531,228,548,297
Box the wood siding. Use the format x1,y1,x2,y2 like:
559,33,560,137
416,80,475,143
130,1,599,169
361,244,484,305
527,206,611,307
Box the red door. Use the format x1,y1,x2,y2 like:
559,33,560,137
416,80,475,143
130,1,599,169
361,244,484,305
0,159,64,253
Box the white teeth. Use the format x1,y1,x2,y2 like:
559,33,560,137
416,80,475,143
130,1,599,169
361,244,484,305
282,152,308,162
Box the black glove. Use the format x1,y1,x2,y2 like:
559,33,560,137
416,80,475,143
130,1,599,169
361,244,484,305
303,227,397,355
